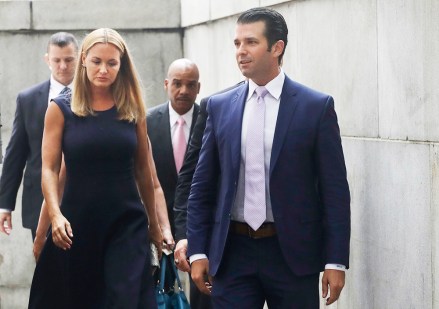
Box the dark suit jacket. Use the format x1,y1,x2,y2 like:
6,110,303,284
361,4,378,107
147,102,199,235
174,82,245,241
187,76,351,277
0,80,50,230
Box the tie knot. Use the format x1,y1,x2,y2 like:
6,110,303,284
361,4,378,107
177,117,185,126
59,87,71,96
255,86,268,99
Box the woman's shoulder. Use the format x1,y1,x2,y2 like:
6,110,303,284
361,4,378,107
51,94,72,116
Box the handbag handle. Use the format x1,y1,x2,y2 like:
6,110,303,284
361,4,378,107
157,253,168,291
158,252,185,291
170,253,184,291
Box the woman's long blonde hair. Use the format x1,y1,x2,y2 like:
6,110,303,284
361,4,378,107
71,28,145,122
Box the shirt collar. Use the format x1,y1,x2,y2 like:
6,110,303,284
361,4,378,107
168,101,194,126
50,75,73,94
246,69,285,101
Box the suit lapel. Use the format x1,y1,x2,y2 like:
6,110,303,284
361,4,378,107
188,104,200,145
35,81,51,132
229,83,248,174
156,104,176,173
36,81,50,112
270,77,298,176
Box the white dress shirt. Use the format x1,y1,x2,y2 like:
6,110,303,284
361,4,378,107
48,75,73,103
231,71,284,223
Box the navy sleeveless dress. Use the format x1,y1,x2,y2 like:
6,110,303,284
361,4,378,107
29,97,157,308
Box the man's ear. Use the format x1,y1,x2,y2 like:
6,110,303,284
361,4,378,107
272,40,285,58
164,79,169,91
44,53,50,67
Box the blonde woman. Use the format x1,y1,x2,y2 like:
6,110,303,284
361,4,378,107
29,28,161,308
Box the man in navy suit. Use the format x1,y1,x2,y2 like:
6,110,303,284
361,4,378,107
187,7,350,308
0,32,78,240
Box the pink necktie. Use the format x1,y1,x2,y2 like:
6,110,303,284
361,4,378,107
244,86,268,231
173,117,187,173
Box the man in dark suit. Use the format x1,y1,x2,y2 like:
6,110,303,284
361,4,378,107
147,58,211,308
0,32,78,240
187,7,351,308
147,58,200,237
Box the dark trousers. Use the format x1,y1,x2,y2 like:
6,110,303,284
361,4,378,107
211,234,319,309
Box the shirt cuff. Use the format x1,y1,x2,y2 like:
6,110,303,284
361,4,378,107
325,263,346,271
0,208,12,214
189,254,208,264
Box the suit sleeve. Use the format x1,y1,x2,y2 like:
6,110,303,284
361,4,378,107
173,98,208,241
187,98,219,256
315,96,351,268
0,94,30,211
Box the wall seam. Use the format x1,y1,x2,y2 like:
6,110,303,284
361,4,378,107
29,1,33,30
431,144,436,309
375,0,380,139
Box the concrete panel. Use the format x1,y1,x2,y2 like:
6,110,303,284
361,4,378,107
0,287,31,309
281,0,378,137
121,31,183,108
181,0,292,26
0,2,30,31
260,0,292,7
342,137,432,308
431,144,439,308
0,186,34,309
0,33,58,134
0,31,85,134
378,0,439,142
181,0,210,27
210,0,259,20
183,17,244,100
32,0,180,30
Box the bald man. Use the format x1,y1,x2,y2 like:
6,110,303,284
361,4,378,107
147,59,210,308
147,58,200,236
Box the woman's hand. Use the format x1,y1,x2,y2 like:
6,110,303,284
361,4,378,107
33,235,47,262
50,213,73,250
161,227,175,254
149,223,163,259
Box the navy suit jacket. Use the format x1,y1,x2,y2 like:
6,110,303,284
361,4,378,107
173,82,245,241
0,80,49,230
147,102,199,235
187,76,350,276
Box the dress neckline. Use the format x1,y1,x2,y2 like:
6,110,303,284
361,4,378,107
94,105,116,113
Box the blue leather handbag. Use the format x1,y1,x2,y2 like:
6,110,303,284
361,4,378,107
156,253,191,309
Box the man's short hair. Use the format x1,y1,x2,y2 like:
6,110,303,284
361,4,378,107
47,32,79,52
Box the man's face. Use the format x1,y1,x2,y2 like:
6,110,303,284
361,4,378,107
45,43,77,86
234,21,281,85
165,67,200,115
